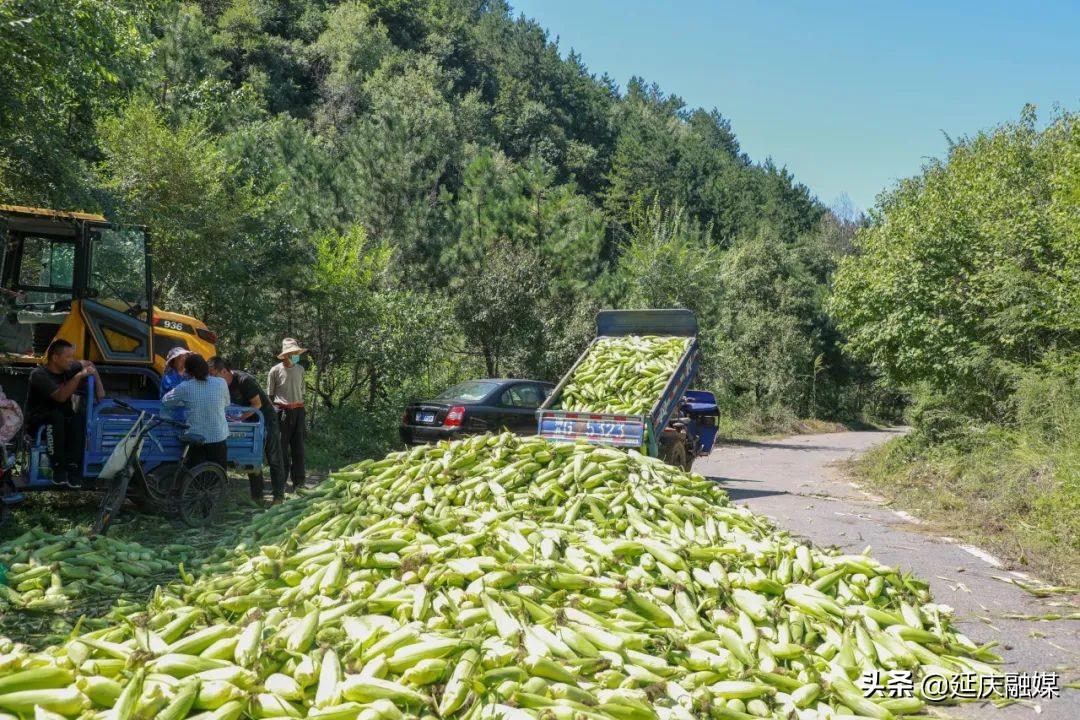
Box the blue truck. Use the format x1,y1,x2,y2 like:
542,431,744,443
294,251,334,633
536,309,719,468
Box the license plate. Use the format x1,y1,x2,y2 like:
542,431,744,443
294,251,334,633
417,412,435,423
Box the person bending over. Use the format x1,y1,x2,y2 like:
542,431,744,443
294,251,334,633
209,356,286,505
162,354,230,471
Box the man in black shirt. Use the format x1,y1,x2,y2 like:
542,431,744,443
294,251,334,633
209,356,285,504
28,339,105,487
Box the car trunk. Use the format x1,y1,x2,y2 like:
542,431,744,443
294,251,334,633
404,402,451,427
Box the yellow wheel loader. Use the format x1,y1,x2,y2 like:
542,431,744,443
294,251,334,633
0,204,218,399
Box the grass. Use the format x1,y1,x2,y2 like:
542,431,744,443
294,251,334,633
715,412,879,443
850,424,1080,586
305,405,402,473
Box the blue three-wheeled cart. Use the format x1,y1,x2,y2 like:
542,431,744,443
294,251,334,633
1,371,264,530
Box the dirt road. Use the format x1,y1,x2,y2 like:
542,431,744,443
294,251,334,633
693,429,1079,719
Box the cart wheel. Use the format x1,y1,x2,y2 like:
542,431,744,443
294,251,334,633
176,462,226,528
128,490,153,513
141,463,180,514
127,471,154,513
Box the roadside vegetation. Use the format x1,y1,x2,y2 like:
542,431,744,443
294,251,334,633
831,110,1080,585
854,382,1079,585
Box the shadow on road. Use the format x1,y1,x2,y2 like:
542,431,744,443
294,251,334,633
702,475,789,501
723,487,790,501
716,429,908,453
717,439,842,452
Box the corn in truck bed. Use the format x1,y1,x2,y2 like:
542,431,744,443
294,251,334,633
535,309,699,457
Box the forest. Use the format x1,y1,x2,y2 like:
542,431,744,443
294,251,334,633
2,1,1076,578
1,0,872,462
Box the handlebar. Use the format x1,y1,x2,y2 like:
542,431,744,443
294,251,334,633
154,415,189,430
109,399,189,430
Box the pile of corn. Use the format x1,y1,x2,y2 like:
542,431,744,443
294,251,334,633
0,530,196,614
0,432,999,719
558,336,691,416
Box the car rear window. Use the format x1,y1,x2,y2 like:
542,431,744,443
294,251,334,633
434,380,498,403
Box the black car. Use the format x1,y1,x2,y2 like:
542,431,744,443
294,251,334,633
400,379,555,445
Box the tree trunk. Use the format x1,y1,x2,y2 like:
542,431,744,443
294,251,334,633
232,286,248,362
534,192,543,247
312,304,331,413
366,363,378,411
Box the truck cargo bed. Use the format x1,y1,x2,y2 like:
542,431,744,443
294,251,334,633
536,309,698,456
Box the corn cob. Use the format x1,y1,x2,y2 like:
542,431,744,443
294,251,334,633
558,335,691,415
0,432,1002,720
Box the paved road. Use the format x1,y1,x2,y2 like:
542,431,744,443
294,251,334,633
693,429,1079,719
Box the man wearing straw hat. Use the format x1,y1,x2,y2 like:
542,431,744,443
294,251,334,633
268,338,308,491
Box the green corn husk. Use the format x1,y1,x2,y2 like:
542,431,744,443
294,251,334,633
399,657,447,686
438,648,479,716
557,335,691,415
0,531,193,616
0,666,72,695
0,686,88,715
0,432,1002,720
341,676,427,705
157,678,200,720
74,675,122,707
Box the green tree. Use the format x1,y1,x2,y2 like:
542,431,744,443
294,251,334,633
303,224,453,414
829,109,1080,419
612,200,723,321
603,79,821,253
603,80,686,244
709,230,820,415
445,149,603,291
0,0,153,203
309,1,394,132
333,54,467,271
518,158,605,294
305,225,389,410
210,0,318,117
613,202,826,416
452,239,545,377
95,97,279,343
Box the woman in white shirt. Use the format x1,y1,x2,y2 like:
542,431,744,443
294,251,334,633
162,354,230,470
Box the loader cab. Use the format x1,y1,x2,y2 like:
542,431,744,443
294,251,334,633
0,206,217,383
0,205,154,366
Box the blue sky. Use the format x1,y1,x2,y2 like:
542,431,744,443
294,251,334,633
510,0,1080,212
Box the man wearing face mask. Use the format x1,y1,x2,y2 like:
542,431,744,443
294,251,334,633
268,338,307,492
